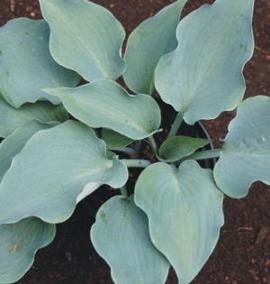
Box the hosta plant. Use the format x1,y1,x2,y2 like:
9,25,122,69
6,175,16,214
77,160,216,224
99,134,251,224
0,0,267,283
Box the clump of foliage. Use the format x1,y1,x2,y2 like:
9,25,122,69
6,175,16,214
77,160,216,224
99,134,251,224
0,0,267,283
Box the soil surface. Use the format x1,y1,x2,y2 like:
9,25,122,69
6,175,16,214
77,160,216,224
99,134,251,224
0,0,270,283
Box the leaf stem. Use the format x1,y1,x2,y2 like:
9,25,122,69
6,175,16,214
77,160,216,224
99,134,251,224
169,112,183,137
147,136,158,154
121,159,151,168
188,149,222,161
110,147,137,155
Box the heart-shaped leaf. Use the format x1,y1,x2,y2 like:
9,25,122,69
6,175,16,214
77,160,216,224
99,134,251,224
39,0,125,81
123,0,187,94
0,218,55,284
155,0,255,125
0,121,50,181
0,121,128,225
101,129,133,150
159,136,209,162
91,196,170,284
0,96,67,138
214,95,270,198
135,160,224,284
45,80,161,140
0,18,80,108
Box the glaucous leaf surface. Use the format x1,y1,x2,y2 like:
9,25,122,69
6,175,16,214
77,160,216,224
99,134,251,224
91,196,170,284
0,121,128,225
39,0,125,81
214,96,270,198
0,123,56,284
123,0,187,94
46,80,161,140
0,218,55,284
76,183,101,204
155,0,255,125
159,135,209,162
0,96,67,138
0,121,50,181
101,129,133,150
0,18,80,108
135,161,224,284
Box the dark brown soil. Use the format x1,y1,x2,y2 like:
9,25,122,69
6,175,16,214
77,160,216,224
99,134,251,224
0,0,270,283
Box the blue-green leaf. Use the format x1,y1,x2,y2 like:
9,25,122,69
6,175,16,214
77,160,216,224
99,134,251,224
214,96,270,198
159,135,209,162
39,0,125,81
0,121,128,225
76,183,101,204
135,161,224,284
155,0,254,124
101,129,133,150
91,196,170,284
0,123,56,284
0,218,55,284
0,96,67,138
0,18,80,108
123,0,187,94
0,121,50,181
45,80,161,140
